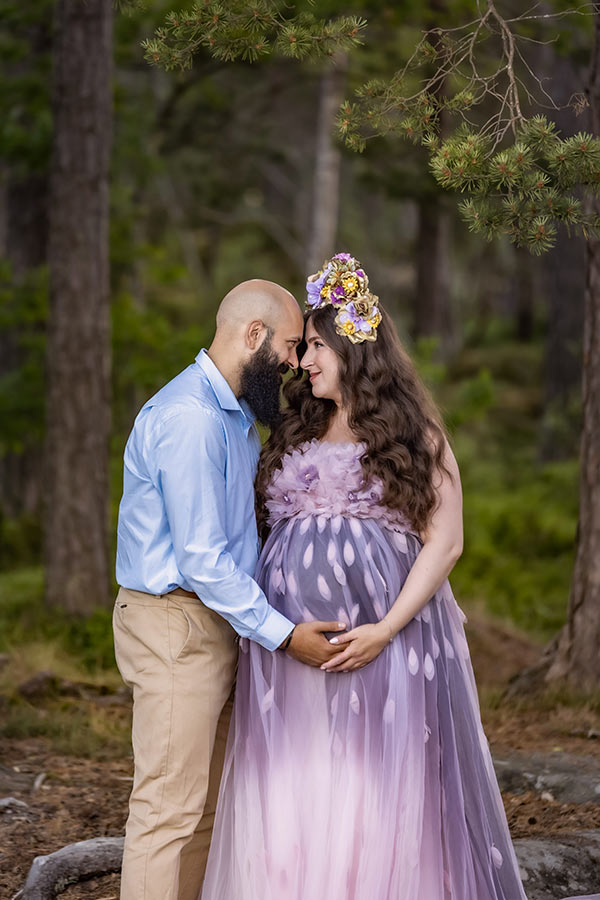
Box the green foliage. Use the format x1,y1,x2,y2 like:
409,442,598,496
434,339,579,641
142,2,367,70
0,698,131,759
0,511,41,570
446,368,496,427
0,262,47,453
454,446,578,640
0,0,53,171
430,119,600,253
0,568,116,672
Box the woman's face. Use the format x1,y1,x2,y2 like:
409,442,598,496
300,318,343,406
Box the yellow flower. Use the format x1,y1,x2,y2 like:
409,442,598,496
342,274,358,293
320,284,331,300
369,312,382,328
342,320,356,334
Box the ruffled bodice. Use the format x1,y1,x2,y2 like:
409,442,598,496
265,439,415,534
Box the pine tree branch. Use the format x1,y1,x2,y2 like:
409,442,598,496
340,1,600,253
138,3,366,71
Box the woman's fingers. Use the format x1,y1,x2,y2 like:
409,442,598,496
321,646,356,670
328,632,354,645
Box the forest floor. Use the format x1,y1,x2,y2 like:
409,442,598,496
1,613,600,900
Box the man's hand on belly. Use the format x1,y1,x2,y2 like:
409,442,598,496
284,620,347,667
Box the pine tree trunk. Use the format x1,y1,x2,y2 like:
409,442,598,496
514,246,536,342
306,54,347,273
538,232,584,462
44,0,113,613
413,0,454,356
413,194,452,349
544,9,600,691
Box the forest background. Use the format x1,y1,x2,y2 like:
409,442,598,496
0,0,596,751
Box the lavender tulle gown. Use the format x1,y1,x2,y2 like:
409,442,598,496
201,441,595,900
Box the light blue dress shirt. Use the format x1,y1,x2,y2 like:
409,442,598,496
116,349,294,652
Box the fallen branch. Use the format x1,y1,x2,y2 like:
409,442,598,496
13,837,124,900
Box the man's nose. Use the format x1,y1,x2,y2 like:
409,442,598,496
288,347,299,369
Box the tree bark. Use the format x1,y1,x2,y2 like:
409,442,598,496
44,0,113,613
413,193,452,349
538,231,585,461
306,53,347,273
544,8,600,691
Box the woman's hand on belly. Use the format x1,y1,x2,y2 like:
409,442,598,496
320,622,391,672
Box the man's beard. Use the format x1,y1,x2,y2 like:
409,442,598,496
239,338,287,428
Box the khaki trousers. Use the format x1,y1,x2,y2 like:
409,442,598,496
113,587,238,900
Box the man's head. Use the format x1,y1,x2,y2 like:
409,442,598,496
209,279,303,427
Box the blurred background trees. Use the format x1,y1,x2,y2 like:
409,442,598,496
0,0,597,689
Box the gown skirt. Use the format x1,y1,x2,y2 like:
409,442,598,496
203,513,529,900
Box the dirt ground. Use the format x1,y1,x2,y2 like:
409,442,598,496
1,614,600,900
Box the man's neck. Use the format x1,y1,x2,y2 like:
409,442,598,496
206,344,242,397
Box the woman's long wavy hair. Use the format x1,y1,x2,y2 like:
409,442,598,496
255,304,449,540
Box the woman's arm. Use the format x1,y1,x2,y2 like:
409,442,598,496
321,438,463,672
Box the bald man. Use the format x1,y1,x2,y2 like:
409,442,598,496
113,280,345,900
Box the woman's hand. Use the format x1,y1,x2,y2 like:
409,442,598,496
320,621,391,672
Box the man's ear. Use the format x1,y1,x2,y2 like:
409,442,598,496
246,319,265,350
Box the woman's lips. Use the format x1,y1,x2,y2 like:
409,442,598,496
309,372,320,382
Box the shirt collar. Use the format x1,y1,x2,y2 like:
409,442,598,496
195,349,256,425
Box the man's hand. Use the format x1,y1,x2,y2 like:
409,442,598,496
283,621,346,667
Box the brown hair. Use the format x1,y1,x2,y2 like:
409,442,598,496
255,304,449,539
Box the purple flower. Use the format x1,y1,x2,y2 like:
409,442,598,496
348,490,357,501
333,252,352,261
356,269,365,277
339,301,375,335
298,464,319,488
306,265,331,308
330,284,346,305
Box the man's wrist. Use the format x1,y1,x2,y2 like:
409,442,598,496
279,626,296,652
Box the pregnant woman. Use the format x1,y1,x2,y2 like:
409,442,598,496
201,253,595,900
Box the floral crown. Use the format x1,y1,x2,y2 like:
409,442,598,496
305,252,381,344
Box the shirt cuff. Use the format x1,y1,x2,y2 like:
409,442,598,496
252,606,295,652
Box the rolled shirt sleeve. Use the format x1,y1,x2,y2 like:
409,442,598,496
152,406,294,652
